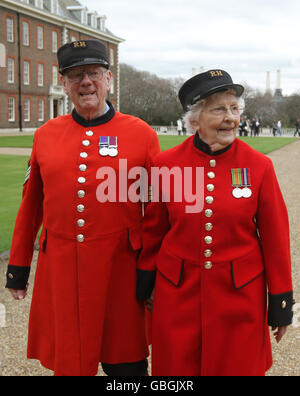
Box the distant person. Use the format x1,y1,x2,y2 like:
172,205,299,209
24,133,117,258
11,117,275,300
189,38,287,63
177,118,183,135
272,121,277,137
254,119,260,136
250,118,256,137
277,120,282,136
294,119,300,137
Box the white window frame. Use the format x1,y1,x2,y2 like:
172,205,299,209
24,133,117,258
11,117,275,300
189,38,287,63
24,98,31,122
8,97,15,122
38,99,44,121
6,18,14,42
37,63,44,86
23,21,30,46
24,61,30,85
52,65,58,86
7,58,14,84
37,26,44,49
52,30,58,53
110,48,114,66
110,76,114,95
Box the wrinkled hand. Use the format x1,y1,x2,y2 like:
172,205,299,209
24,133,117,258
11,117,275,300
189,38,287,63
8,283,29,300
144,292,154,313
271,326,288,343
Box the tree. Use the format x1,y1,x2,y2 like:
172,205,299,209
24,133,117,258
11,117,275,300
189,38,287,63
119,63,183,125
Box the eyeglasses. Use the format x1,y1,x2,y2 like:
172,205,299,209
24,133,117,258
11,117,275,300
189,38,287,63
207,105,241,117
66,69,106,83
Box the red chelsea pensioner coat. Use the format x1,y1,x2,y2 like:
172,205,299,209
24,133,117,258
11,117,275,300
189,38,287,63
137,135,294,376
5,103,160,376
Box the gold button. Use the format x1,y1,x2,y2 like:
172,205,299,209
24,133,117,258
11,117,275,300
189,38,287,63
204,249,212,258
207,184,215,192
77,219,85,227
204,236,213,245
77,234,84,243
8,273,14,280
79,164,87,172
210,160,216,168
207,172,215,179
205,223,213,231
205,196,214,204
281,300,287,309
205,262,213,270
205,209,213,218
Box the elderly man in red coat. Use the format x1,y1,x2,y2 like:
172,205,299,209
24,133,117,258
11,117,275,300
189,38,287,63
6,40,160,376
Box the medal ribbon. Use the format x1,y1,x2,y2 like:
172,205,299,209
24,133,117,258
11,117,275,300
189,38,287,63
99,136,109,146
231,168,251,187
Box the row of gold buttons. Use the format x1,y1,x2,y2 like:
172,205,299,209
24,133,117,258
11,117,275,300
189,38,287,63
204,159,216,270
77,130,94,243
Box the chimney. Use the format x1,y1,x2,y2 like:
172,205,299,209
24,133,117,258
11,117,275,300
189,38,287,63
266,71,271,93
276,70,281,90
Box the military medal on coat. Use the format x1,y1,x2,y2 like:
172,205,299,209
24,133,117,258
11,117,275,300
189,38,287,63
99,136,118,157
231,168,252,198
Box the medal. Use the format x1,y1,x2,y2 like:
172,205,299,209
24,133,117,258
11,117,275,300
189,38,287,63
99,136,109,156
231,168,252,199
242,187,252,198
108,136,118,157
233,188,243,199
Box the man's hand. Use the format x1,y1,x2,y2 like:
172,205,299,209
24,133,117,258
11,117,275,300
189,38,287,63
144,292,154,313
271,326,288,343
8,283,29,300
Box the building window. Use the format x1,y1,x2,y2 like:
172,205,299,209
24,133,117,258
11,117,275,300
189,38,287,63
38,99,44,121
7,58,14,83
23,61,30,85
23,21,30,46
37,63,44,86
52,65,58,85
6,18,14,42
71,35,78,42
110,48,114,66
24,98,31,122
110,76,114,95
8,97,15,122
37,26,44,49
52,30,58,53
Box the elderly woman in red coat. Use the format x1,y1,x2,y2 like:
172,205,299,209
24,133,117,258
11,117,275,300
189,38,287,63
137,70,294,376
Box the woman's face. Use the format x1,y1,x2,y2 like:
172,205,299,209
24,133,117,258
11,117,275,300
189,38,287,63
193,91,240,150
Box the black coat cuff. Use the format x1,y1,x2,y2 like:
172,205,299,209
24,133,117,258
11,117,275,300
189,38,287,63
136,269,156,300
268,291,294,327
5,265,30,290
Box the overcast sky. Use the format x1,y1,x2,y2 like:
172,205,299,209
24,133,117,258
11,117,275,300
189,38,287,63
83,0,300,95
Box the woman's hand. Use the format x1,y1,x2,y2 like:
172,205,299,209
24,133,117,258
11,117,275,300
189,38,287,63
271,326,288,343
8,283,29,300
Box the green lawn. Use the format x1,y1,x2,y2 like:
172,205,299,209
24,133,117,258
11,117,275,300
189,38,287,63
0,135,34,148
0,135,298,253
158,135,298,153
0,134,297,154
0,155,29,253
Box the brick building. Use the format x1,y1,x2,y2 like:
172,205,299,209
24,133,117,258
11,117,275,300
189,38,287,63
0,0,123,131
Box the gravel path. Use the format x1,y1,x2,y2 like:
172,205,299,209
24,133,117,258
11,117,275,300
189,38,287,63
0,141,299,376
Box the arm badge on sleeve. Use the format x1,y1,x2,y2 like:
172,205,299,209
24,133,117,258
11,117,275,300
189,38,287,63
24,161,31,185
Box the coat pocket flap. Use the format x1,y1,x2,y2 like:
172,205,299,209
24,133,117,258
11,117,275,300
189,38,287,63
156,247,184,287
231,248,264,289
128,225,142,251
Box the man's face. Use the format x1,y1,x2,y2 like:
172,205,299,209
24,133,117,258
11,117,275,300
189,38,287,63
62,64,112,119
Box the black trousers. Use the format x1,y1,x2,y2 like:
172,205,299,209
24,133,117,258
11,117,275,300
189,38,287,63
101,359,148,376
